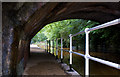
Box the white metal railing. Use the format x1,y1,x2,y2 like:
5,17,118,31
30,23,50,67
61,38,63,62
56,38,58,59
45,18,120,76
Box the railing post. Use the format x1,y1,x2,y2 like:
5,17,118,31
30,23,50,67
51,39,53,54
56,38,58,59
46,40,48,53
68,34,73,71
52,39,54,56
85,28,90,76
51,40,52,54
61,37,63,63
45,40,46,52
49,40,51,54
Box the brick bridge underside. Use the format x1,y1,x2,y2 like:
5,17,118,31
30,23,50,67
2,2,120,75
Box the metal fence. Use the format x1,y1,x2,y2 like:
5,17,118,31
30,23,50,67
45,18,120,76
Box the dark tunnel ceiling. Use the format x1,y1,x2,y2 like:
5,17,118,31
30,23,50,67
3,2,120,39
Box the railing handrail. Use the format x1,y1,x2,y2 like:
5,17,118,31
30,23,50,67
71,19,120,37
62,49,69,52
88,19,120,32
72,31,84,37
88,55,119,69
62,49,120,70
45,18,120,76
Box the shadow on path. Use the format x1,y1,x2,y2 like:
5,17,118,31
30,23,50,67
23,46,68,75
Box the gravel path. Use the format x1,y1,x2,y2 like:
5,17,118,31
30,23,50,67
23,46,68,75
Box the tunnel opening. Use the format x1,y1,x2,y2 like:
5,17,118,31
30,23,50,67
26,19,120,75
2,2,120,76
27,19,98,75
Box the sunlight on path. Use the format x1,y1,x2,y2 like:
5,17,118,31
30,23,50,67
30,44,38,48
23,45,68,75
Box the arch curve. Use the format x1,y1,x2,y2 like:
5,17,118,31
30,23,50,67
2,2,120,75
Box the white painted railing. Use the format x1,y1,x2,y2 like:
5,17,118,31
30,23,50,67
56,38,58,59
45,18,120,76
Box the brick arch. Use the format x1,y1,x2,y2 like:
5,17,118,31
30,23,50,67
23,2,120,40
2,2,120,75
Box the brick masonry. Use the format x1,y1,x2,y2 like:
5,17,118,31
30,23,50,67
0,1,2,76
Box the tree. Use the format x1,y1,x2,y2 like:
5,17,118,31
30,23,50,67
31,19,120,54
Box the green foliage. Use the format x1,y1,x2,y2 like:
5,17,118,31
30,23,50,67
31,19,120,53
31,32,47,44
31,19,98,43
42,19,98,40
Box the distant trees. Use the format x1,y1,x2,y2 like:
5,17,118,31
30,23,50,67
31,19,120,53
31,32,47,44
39,19,98,40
